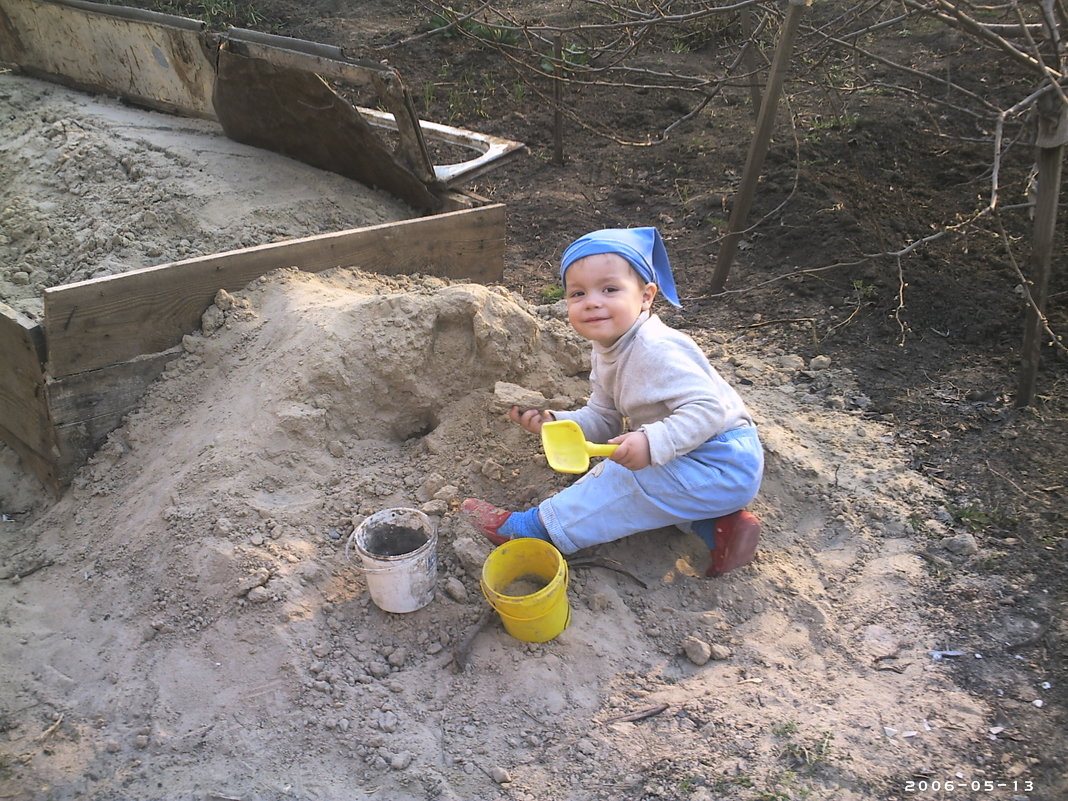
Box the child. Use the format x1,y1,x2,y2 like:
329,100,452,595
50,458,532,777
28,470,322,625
462,227,764,576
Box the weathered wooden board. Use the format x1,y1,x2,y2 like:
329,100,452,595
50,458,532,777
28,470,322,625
0,302,58,489
47,348,179,484
0,0,216,118
224,28,438,187
43,204,506,378
213,46,441,210
46,348,178,427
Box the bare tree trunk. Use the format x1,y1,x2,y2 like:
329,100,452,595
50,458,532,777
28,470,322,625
553,36,564,166
1017,91,1067,406
709,0,810,295
740,4,763,116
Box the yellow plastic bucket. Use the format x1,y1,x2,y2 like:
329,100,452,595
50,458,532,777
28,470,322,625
480,538,571,643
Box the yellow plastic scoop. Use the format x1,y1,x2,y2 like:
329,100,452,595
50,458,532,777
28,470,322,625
541,420,618,474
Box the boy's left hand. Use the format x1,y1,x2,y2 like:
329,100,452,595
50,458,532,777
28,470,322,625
607,431,651,471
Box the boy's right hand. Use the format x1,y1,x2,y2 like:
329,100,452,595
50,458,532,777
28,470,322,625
509,406,554,434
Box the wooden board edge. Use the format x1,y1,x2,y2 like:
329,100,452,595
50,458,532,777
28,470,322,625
44,204,506,377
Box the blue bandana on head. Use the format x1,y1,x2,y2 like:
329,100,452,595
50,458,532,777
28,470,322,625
560,227,681,308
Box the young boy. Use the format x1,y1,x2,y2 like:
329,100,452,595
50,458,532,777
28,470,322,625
462,227,763,576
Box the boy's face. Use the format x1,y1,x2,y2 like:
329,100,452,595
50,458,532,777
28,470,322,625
563,253,657,347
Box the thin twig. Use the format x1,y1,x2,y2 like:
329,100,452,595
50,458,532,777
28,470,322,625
985,463,1054,505
451,608,494,672
0,560,54,581
34,714,63,743
603,703,670,724
386,2,492,48
567,555,648,588
745,317,817,329
993,215,1068,356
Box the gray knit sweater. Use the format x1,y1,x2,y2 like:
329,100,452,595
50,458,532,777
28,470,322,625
552,312,754,466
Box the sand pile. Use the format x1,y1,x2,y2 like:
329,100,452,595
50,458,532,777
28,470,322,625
0,265,1010,801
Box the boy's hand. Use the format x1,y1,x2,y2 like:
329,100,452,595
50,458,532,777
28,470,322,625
607,431,651,471
509,406,554,434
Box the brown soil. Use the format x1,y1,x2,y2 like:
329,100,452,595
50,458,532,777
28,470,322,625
2,3,1065,801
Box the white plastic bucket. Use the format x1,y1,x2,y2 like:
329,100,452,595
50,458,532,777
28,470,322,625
347,508,437,613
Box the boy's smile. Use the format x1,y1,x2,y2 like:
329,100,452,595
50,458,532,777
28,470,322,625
564,253,657,347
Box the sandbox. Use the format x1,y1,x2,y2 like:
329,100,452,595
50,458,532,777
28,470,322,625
0,0,522,491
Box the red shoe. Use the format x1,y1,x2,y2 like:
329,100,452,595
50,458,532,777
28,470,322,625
706,510,761,577
460,498,512,547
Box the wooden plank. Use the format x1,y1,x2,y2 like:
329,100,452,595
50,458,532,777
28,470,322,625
0,419,58,493
0,302,59,491
0,302,50,451
46,348,178,426
213,46,441,210
47,349,179,484
0,0,216,119
222,30,437,184
44,204,506,378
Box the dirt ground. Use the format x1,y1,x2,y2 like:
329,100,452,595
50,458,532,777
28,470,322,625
2,3,1066,800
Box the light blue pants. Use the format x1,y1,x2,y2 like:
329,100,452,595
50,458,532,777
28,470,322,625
539,426,763,554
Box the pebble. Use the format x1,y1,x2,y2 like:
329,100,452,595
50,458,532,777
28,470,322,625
682,636,712,666
201,304,225,333
452,536,491,577
214,289,236,310
493,381,548,412
588,592,612,612
944,532,979,555
433,485,460,503
421,499,448,516
710,644,732,660
379,711,399,733
419,473,447,500
490,765,512,784
391,751,413,770
444,576,468,602
246,586,271,604
235,567,271,596
480,459,504,480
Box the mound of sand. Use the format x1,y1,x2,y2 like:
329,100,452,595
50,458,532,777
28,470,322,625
0,265,1003,801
